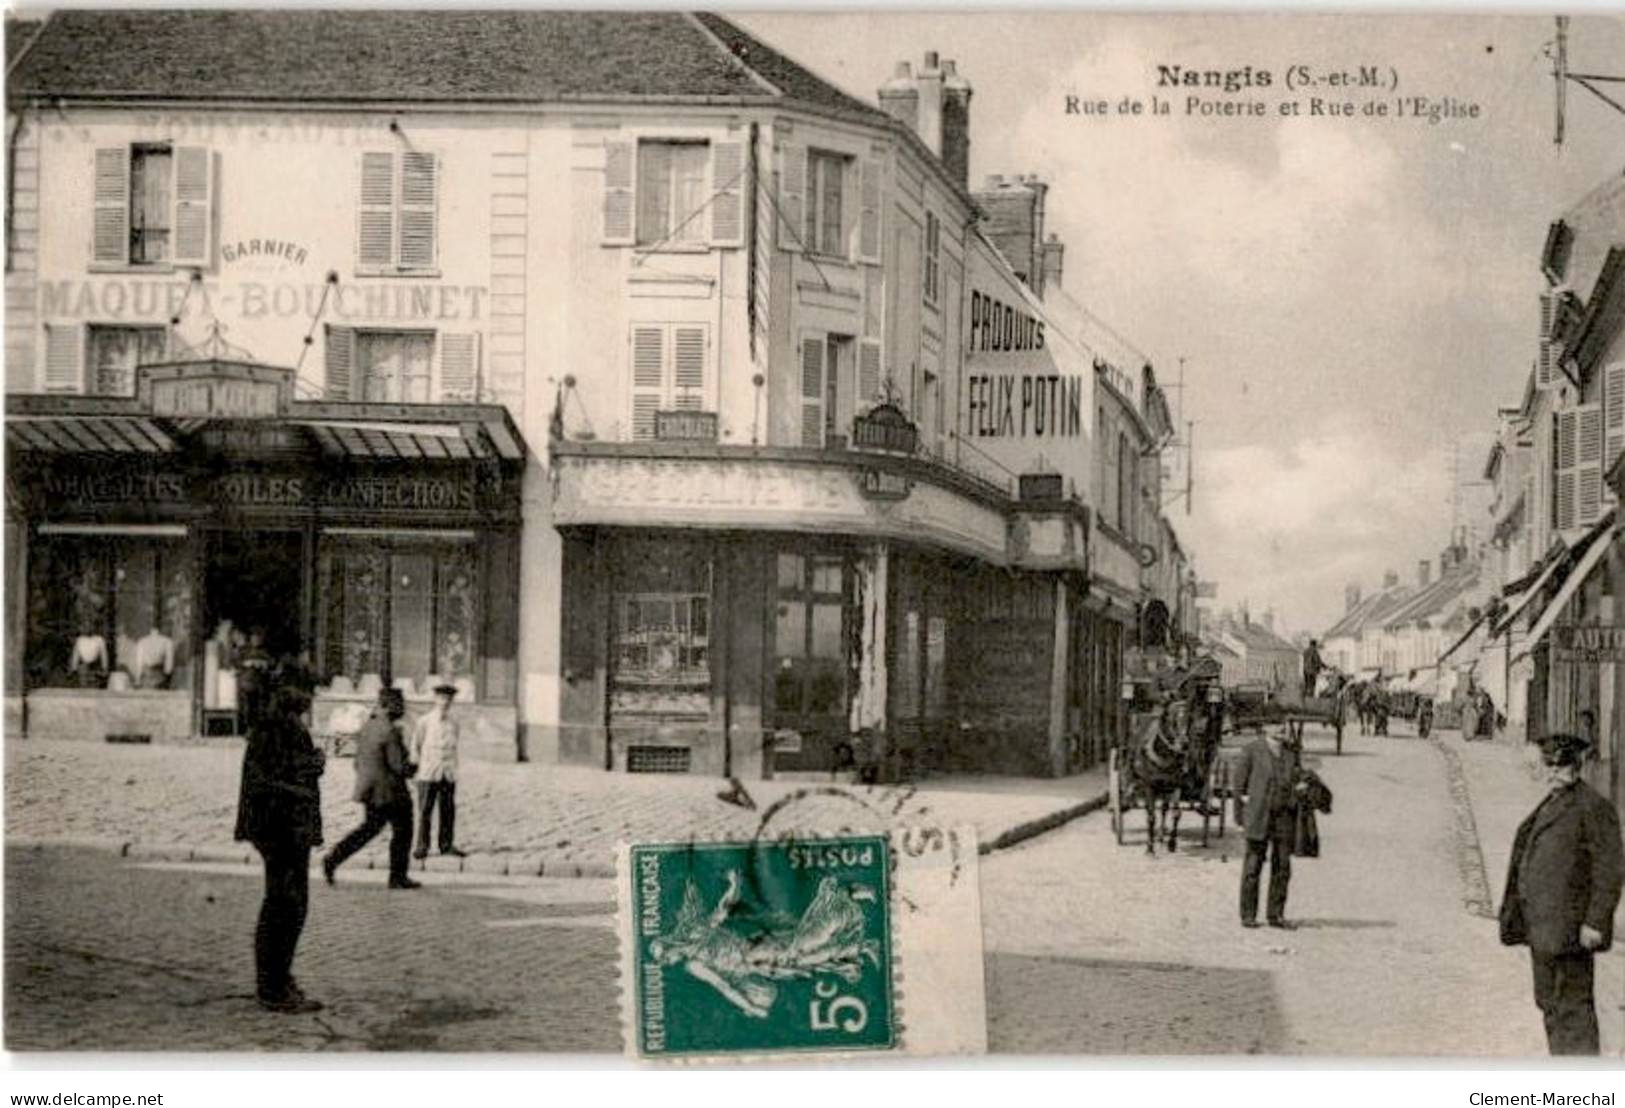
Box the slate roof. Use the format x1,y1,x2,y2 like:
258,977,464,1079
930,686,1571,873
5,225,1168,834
1323,584,1414,641
7,9,871,119
1381,564,1482,631
1226,621,1298,655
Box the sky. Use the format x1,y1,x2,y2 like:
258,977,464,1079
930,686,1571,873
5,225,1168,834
733,10,1625,638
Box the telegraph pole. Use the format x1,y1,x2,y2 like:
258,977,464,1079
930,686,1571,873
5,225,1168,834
1554,15,1568,146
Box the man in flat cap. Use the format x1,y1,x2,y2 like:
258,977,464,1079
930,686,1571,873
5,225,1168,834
409,682,466,861
1499,731,1623,1054
323,687,420,890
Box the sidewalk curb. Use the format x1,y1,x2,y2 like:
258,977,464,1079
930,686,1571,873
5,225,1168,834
980,791,1109,854
1427,735,1497,920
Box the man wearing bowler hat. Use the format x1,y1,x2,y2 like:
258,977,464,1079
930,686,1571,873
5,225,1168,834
410,682,466,860
1499,731,1623,1054
323,687,419,890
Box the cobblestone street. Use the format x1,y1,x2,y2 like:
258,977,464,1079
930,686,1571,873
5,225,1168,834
8,722,1619,1055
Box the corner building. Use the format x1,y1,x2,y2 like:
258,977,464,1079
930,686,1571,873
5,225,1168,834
6,13,1102,777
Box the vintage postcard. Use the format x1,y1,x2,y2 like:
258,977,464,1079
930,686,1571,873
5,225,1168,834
3,7,1623,1064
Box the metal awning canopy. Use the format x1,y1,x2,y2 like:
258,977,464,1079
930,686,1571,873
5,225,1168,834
5,361,527,463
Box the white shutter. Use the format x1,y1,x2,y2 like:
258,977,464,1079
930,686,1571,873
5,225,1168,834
325,325,355,401
1555,408,1578,533
92,147,130,265
777,145,805,253
672,326,706,410
43,324,83,394
709,142,744,247
398,151,438,270
358,152,396,271
438,331,480,401
1577,402,1604,525
1537,291,1557,388
858,338,882,408
800,335,824,447
858,158,881,265
603,141,636,246
171,147,213,266
1605,363,1625,485
629,325,666,440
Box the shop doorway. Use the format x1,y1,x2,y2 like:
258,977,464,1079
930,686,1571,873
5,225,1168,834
204,530,305,660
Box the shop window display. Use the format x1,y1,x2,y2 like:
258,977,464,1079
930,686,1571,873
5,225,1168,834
610,539,712,717
27,534,193,691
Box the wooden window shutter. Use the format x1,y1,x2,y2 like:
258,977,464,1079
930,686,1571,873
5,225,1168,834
857,159,881,265
672,325,706,410
1555,408,1577,533
800,334,824,447
171,147,213,266
629,325,666,440
858,338,882,408
92,147,130,265
709,142,745,247
603,141,636,246
1577,402,1604,525
324,325,355,401
438,331,480,401
358,152,396,270
1606,362,1625,502
777,145,805,252
1537,291,1558,388
398,151,438,270
43,323,83,394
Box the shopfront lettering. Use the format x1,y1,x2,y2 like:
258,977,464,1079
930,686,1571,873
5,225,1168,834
222,239,310,267
325,476,476,511
218,474,307,507
968,289,1046,353
150,378,282,419
43,470,186,505
39,279,487,323
1553,625,1625,662
965,374,1084,438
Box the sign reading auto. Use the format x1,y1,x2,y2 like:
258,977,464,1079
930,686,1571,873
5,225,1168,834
965,289,1083,439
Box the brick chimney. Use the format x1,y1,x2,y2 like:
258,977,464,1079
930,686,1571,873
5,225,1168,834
1262,608,1276,634
1345,582,1362,613
1383,569,1399,589
1418,559,1431,587
877,53,972,190
1041,232,1065,292
974,173,1053,294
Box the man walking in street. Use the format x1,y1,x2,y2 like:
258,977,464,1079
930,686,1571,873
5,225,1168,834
1499,732,1623,1054
1301,639,1324,701
410,682,467,860
1235,725,1307,929
323,687,420,890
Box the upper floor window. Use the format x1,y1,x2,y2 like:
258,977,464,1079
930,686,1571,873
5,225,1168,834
88,325,167,397
637,141,708,247
324,325,480,403
923,211,941,306
357,151,439,274
805,150,847,258
92,145,213,268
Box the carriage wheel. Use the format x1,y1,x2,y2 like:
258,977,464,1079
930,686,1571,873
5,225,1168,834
1108,748,1125,845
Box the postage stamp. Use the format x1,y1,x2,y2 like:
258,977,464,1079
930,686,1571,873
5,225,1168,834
618,826,985,1060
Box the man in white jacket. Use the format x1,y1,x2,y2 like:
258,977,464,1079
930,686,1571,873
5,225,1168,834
410,683,466,860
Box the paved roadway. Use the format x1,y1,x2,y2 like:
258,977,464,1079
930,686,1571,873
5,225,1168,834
6,725,1619,1055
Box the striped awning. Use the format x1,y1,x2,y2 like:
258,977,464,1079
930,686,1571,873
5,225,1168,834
289,417,522,461
6,414,177,454
1513,523,1617,663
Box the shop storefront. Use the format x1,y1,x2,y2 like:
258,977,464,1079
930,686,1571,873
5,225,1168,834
4,361,526,754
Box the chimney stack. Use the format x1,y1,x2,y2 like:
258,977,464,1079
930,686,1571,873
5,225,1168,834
1041,233,1065,292
1418,559,1431,587
1345,583,1362,613
877,54,972,190
1262,608,1276,634
1383,569,1399,589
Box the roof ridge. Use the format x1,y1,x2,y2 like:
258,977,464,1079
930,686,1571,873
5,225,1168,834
684,11,784,100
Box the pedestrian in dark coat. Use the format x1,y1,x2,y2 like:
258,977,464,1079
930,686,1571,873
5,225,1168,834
1499,732,1624,1055
1233,729,1306,928
322,688,419,889
234,680,325,1013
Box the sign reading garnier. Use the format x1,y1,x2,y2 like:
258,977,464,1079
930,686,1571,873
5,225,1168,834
1552,624,1625,663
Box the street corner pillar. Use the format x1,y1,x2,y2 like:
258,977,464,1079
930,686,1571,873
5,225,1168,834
850,540,890,745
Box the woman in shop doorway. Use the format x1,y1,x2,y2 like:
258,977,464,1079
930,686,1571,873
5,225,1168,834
234,674,326,1014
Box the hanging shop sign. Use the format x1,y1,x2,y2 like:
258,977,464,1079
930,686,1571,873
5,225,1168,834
856,468,912,502
1552,624,1625,663
140,362,292,420
851,404,919,455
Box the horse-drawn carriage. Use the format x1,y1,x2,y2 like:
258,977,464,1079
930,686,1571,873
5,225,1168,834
1225,675,1349,755
1107,657,1231,853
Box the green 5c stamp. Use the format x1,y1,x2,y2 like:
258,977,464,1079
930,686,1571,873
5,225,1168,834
625,836,895,1058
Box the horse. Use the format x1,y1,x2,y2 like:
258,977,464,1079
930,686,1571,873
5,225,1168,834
1125,697,1217,856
